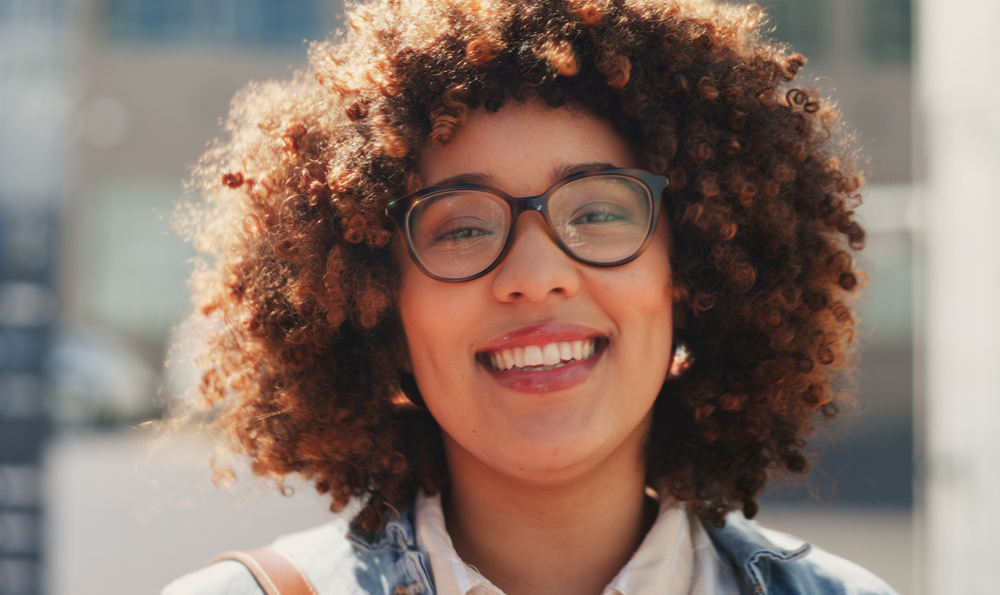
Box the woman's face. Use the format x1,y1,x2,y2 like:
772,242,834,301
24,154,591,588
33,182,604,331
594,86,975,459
396,101,674,484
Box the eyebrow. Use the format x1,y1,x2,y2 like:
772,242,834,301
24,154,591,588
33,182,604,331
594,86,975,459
428,161,618,190
551,161,618,180
429,171,497,187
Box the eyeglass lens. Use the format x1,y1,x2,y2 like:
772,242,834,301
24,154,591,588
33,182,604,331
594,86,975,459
407,175,654,280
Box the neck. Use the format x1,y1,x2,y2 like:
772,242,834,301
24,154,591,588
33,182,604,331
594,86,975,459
441,424,656,595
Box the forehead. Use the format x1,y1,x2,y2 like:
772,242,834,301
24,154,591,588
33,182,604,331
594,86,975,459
418,100,636,192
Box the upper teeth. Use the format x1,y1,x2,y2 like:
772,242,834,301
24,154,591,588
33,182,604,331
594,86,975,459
487,339,597,371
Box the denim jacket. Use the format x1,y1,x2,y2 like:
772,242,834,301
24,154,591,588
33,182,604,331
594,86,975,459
163,500,898,595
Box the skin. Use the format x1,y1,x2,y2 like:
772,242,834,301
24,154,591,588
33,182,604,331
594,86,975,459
396,100,675,595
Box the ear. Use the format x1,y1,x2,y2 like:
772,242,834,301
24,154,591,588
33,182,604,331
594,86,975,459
670,283,689,331
392,317,424,408
665,342,693,380
398,371,425,408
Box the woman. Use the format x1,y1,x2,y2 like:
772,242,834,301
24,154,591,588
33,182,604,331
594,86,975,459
166,0,894,594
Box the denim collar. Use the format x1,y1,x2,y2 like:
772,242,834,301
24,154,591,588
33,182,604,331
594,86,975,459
347,500,435,595
347,501,421,552
705,513,811,595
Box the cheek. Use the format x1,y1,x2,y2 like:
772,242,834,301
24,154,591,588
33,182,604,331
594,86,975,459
602,234,674,363
395,237,439,344
397,266,479,385
396,241,441,373
619,276,673,353
617,231,672,317
641,223,674,322
398,280,441,364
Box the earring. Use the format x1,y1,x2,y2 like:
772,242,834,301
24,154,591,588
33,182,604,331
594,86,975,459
666,342,693,379
398,372,425,407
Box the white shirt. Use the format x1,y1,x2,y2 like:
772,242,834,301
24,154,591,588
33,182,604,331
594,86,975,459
414,491,743,595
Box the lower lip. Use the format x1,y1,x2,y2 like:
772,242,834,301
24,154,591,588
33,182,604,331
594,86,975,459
479,347,604,393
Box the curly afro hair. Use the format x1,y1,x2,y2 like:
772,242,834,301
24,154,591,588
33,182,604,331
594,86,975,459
181,0,867,530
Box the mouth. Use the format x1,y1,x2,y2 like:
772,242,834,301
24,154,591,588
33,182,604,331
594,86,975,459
475,323,608,393
481,338,606,372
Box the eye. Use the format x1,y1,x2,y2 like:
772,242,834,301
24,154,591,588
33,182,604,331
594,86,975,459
411,190,508,254
431,218,497,243
569,202,632,225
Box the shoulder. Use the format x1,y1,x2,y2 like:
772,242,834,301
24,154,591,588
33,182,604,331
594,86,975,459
161,559,263,595
162,507,432,595
706,513,899,595
160,517,374,595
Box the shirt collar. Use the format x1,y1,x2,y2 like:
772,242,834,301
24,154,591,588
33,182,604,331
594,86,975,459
415,491,716,595
415,490,504,595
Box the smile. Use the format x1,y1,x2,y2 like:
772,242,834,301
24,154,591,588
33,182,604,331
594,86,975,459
486,339,598,372
475,323,608,392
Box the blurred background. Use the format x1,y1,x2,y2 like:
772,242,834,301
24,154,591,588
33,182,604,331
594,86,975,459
0,0,990,594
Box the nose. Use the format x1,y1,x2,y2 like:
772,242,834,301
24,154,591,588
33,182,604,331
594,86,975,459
492,212,581,302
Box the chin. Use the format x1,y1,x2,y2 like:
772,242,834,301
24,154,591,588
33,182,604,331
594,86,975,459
487,431,620,484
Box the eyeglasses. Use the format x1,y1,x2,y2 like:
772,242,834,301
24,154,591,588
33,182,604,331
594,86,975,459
387,168,667,282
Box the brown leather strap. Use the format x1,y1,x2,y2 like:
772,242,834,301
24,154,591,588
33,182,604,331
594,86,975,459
210,547,319,595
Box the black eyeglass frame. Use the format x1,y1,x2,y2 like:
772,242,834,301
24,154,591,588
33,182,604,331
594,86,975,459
386,168,668,282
